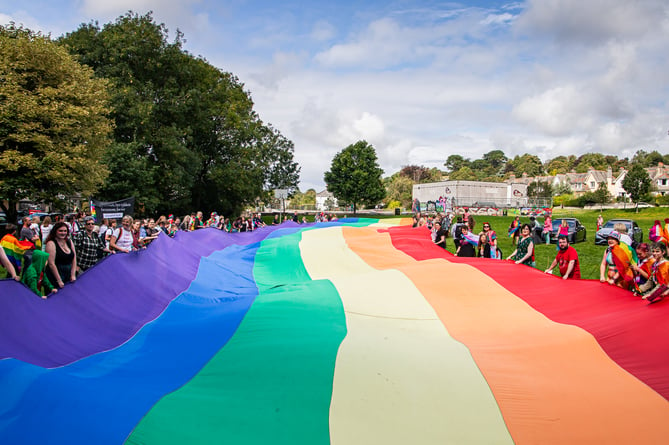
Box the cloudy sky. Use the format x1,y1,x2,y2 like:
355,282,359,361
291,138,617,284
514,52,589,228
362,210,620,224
2,0,668,191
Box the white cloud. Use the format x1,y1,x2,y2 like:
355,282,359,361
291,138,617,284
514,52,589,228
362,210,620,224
480,12,515,26
515,0,667,44
311,20,336,41
512,85,593,136
314,17,435,68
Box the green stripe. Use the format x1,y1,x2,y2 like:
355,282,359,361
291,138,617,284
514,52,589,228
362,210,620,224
127,227,350,444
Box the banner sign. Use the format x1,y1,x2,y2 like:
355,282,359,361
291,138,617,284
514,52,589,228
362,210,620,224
90,197,135,223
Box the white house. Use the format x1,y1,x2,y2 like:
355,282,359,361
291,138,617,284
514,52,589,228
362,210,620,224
316,190,337,211
646,162,669,195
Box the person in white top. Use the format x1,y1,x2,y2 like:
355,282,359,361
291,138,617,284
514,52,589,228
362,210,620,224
110,215,134,253
40,216,53,250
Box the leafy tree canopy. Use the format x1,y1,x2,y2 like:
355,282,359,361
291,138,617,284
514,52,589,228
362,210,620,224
0,24,112,222
506,154,544,177
631,149,669,167
399,165,442,183
324,140,385,214
59,12,299,217
622,163,652,211
384,173,414,209
444,154,470,173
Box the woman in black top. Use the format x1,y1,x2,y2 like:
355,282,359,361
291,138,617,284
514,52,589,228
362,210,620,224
456,225,476,257
44,222,76,289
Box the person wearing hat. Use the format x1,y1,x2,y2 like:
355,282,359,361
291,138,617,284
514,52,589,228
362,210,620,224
599,231,636,288
545,235,580,279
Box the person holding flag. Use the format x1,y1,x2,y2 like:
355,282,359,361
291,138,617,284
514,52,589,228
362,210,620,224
0,244,20,281
599,231,636,289
455,225,477,257
508,216,520,245
480,222,498,259
1,223,35,277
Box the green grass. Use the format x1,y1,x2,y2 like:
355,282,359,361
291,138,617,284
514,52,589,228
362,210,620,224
445,207,667,280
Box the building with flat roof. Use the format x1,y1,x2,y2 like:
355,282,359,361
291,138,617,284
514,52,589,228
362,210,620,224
412,180,529,209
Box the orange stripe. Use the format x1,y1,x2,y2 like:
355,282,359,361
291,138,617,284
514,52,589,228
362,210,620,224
342,226,669,444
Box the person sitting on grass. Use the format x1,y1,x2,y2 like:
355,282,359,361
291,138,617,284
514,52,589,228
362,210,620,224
544,235,580,279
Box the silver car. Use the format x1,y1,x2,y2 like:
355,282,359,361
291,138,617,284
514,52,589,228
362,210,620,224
595,219,643,245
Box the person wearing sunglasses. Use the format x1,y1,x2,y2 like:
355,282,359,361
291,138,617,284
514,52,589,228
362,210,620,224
74,217,114,272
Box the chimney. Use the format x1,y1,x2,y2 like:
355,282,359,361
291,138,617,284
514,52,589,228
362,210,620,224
607,166,612,182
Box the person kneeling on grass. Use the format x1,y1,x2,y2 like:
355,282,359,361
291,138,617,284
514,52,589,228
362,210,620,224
544,235,580,279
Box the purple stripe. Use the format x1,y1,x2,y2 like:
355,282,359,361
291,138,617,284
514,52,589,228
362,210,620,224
0,227,277,368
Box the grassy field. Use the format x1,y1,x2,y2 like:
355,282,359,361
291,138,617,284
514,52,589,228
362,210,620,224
443,207,669,280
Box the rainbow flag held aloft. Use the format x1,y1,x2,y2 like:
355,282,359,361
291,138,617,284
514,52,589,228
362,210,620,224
1,234,34,273
1,219,669,444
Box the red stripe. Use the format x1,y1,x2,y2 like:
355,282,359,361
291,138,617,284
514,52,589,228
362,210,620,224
385,225,669,400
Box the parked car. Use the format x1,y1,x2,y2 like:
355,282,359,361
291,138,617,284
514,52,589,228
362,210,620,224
549,218,587,244
595,219,643,246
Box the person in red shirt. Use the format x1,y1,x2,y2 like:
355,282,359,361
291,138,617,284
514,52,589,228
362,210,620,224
544,235,581,279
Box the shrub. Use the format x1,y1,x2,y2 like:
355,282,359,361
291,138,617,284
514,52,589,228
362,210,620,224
655,194,669,206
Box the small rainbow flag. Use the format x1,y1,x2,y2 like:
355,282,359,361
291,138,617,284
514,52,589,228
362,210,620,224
1,234,34,274
90,200,97,221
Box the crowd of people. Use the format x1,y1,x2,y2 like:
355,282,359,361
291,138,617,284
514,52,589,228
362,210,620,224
419,209,669,303
0,210,341,298
4,207,669,303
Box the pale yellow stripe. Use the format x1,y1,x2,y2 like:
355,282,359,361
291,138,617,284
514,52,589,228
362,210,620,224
300,226,513,445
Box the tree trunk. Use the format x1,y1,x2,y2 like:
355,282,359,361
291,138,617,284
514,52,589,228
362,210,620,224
0,200,18,225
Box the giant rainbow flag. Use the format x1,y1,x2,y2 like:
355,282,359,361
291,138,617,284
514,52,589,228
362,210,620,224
1,219,668,444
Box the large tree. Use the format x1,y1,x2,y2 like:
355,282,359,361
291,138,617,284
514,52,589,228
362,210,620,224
622,164,652,211
0,25,112,222
324,140,385,214
444,154,470,173
60,12,299,217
